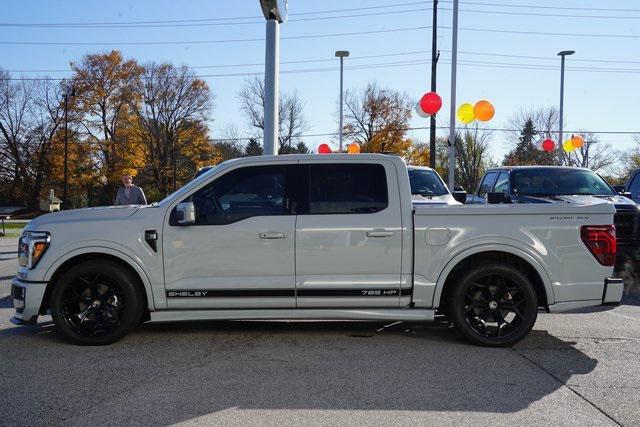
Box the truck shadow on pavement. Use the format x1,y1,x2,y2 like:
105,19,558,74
0,319,598,424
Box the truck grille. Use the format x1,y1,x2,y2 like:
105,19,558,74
614,206,639,240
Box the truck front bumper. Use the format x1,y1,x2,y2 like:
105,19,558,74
548,277,624,313
10,277,48,325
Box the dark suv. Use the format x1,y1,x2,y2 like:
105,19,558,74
468,166,640,270
619,168,640,205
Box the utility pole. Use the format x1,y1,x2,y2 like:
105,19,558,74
429,0,439,168
335,50,349,151
260,0,288,156
447,0,459,189
558,50,575,166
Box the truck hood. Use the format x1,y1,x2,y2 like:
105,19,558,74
514,194,636,208
26,206,141,230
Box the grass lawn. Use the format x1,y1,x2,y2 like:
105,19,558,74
1,222,26,238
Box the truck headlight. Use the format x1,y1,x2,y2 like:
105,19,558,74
18,231,51,269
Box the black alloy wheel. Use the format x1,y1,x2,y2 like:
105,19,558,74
51,260,143,345
448,263,538,347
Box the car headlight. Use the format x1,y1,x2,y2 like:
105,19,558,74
18,231,51,269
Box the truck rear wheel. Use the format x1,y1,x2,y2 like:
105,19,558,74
51,260,143,345
447,263,538,347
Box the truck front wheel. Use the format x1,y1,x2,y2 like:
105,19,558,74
447,263,538,347
51,260,143,345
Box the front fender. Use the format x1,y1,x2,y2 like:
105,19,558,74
431,240,555,308
43,243,159,310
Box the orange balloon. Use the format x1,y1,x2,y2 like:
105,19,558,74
473,100,495,122
347,143,360,154
571,135,584,149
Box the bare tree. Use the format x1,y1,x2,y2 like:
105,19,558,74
238,76,307,152
0,73,64,208
343,82,412,155
454,124,494,191
561,132,619,172
132,62,213,193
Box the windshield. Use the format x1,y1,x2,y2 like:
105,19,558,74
408,168,449,197
511,169,616,197
156,164,222,206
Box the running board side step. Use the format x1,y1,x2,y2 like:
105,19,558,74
150,308,435,323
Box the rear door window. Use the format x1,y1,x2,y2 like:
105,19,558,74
304,164,388,214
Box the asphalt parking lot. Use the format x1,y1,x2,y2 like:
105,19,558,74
1,236,639,426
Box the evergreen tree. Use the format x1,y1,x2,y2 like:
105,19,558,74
503,118,555,166
244,138,263,156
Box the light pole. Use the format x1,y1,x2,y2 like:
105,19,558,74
259,0,288,156
447,0,459,189
63,85,75,210
558,50,575,163
335,50,349,151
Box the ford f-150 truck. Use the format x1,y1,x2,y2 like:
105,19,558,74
12,154,623,346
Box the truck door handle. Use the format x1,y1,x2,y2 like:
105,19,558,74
366,230,394,238
259,232,287,239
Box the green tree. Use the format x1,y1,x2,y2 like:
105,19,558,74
503,118,555,166
244,138,263,156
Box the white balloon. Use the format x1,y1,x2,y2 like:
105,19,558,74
415,102,430,118
534,139,545,151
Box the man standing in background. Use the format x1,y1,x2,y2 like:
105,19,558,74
115,174,147,205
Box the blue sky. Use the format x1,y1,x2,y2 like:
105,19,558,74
2,0,639,163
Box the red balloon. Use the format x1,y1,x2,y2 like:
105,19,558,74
419,92,442,116
318,143,332,154
542,138,555,152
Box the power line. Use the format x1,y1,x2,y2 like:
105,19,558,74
442,0,640,13
6,56,640,82
0,1,429,27
2,22,638,46
0,26,431,46
59,126,640,144
9,48,640,74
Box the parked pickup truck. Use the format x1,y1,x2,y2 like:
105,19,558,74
467,166,640,271
12,154,622,346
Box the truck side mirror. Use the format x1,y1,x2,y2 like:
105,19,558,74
487,192,510,204
453,190,467,204
612,185,625,193
176,202,196,225
453,186,465,192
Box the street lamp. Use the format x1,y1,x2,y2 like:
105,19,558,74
447,0,459,189
63,84,76,210
335,50,349,151
558,50,575,160
259,0,288,156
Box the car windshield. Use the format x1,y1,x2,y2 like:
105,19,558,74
156,164,222,206
511,169,616,197
408,168,449,196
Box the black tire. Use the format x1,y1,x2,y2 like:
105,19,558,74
51,260,143,345
447,263,538,347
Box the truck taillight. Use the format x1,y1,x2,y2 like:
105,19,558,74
580,225,616,267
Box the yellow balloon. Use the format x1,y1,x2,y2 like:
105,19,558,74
347,142,361,154
457,103,475,124
473,100,495,122
571,135,584,149
563,139,574,152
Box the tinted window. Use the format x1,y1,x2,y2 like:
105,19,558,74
511,169,616,196
307,164,388,214
408,168,449,196
629,173,640,196
493,172,510,193
478,172,498,197
190,165,288,225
